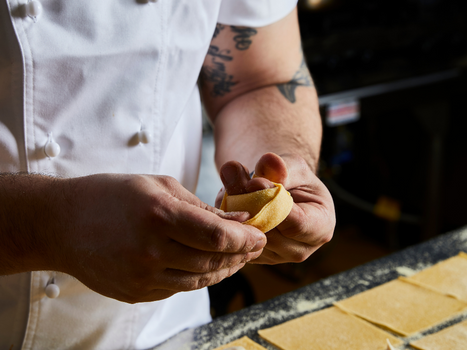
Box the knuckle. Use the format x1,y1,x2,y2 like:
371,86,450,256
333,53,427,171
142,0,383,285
178,275,199,291
208,253,226,272
195,275,213,290
124,295,141,304
119,284,146,304
138,246,162,266
226,264,243,278
283,212,310,239
159,175,178,189
210,223,229,251
320,231,334,245
283,246,311,263
290,251,310,263
295,220,311,237
184,279,198,291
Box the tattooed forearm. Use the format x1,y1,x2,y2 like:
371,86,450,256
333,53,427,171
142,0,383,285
277,57,314,103
230,26,258,50
213,24,225,39
201,45,237,97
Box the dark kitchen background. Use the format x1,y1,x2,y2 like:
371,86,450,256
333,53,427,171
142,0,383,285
199,0,467,318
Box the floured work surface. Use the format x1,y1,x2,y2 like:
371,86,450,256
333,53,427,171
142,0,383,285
258,306,402,350
410,319,467,350
212,336,267,350
151,227,467,350
408,252,467,302
334,278,467,336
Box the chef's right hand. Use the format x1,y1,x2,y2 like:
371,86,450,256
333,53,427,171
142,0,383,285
48,174,266,303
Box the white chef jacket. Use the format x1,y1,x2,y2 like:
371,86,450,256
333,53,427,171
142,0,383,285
0,0,297,349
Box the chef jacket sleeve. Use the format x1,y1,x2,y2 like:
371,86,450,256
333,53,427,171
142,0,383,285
217,0,298,27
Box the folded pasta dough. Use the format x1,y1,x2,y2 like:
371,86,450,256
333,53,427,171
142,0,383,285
220,183,293,233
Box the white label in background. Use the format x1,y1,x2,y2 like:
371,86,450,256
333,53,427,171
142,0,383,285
326,98,360,126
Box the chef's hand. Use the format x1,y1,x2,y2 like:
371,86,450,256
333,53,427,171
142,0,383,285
215,153,335,264
52,174,265,303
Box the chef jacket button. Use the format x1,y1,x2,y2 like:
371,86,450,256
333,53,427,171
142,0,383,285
45,283,60,299
44,139,61,158
138,130,150,144
25,0,43,18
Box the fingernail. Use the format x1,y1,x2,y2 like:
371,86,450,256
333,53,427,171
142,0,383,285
252,238,266,251
244,250,261,262
222,211,250,222
221,164,237,186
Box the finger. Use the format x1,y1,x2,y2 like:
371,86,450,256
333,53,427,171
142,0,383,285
277,200,335,246
247,249,281,265
216,172,276,208
217,210,252,223
255,153,316,191
161,264,245,292
220,161,251,195
162,240,262,273
261,228,317,263
155,175,250,222
155,175,211,206
162,197,267,254
215,187,225,208
254,152,289,184
245,177,275,192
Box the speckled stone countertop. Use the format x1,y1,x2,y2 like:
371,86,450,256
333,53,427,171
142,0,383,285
153,226,467,350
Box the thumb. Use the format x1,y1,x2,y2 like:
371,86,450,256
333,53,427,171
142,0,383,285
219,160,275,197
254,152,289,184
220,161,251,195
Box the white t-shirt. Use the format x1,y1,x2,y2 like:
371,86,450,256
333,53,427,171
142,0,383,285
0,0,297,349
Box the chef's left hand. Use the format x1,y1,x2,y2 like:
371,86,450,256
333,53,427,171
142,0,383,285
215,152,336,264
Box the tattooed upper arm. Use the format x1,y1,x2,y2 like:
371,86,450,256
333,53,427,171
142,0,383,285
200,45,237,97
213,23,225,39
200,24,259,98
230,26,258,50
277,55,314,103
200,8,311,116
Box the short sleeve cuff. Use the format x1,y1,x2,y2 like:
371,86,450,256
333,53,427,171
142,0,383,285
217,0,298,27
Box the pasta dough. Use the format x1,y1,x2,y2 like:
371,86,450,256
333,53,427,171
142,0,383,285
258,307,402,350
334,278,467,336
255,252,467,349
213,336,268,350
408,252,467,302
220,183,293,233
410,319,467,350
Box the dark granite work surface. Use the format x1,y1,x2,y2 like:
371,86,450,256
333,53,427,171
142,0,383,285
153,226,467,350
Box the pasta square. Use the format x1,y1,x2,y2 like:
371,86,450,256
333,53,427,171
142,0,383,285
408,252,467,302
411,319,467,350
258,307,402,350
213,336,268,350
334,278,467,336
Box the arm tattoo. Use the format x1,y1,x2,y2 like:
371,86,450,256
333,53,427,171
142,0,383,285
201,45,237,97
230,26,258,50
277,57,314,103
213,24,225,39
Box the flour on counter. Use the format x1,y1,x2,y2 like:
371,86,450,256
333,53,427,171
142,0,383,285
294,297,336,313
395,266,417,277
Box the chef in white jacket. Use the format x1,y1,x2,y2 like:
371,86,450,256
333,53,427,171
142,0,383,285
0,0,335,349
